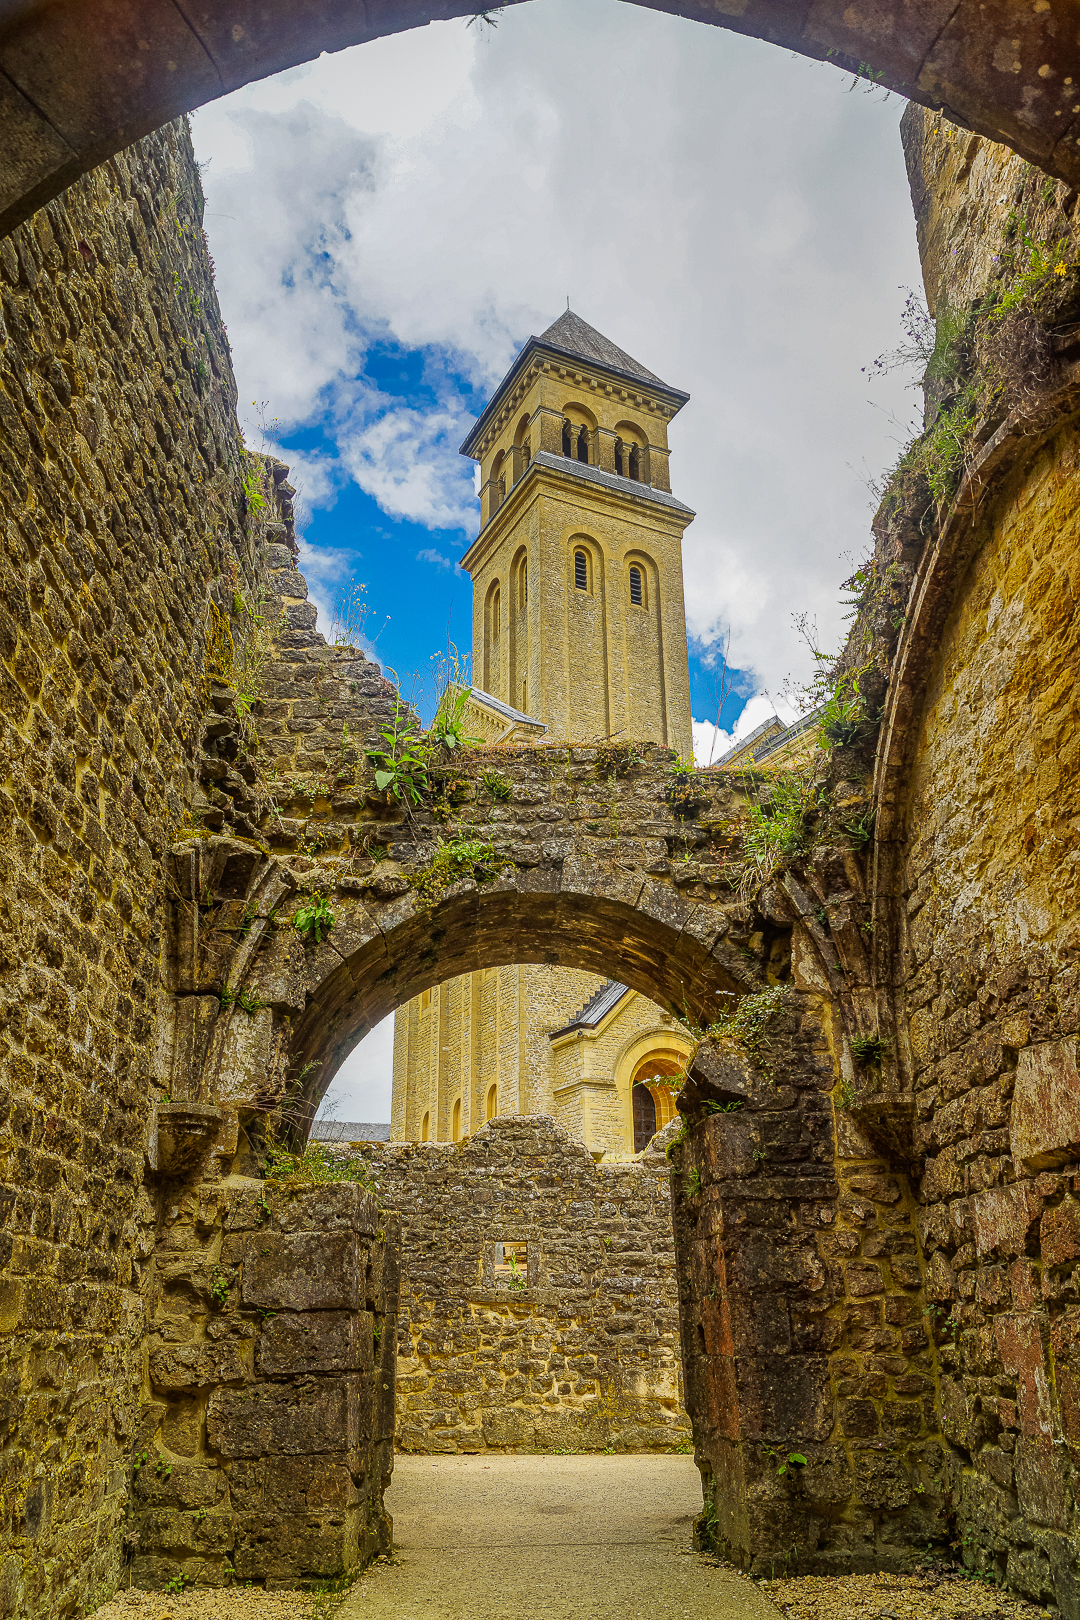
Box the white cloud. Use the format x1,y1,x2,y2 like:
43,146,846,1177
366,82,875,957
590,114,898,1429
418,548,456,571
692,693,801,767
316,1013,395,1122
192,0,924,698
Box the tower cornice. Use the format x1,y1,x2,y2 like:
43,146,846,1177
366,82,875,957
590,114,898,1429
460,451,695,575
460,339,690,462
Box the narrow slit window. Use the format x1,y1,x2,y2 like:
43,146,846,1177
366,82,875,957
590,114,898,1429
574,550,588,592
629,566,643,607
521,677,527,713
421,1110,430,1142
521,559,527,606
486,1083,498,1120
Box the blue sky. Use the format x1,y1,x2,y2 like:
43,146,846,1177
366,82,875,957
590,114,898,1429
190,0,926,1114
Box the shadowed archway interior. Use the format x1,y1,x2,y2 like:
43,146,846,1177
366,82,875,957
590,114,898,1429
2,0,1079,239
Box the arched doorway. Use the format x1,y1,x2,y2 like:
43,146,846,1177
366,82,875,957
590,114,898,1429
629,1051,684,1152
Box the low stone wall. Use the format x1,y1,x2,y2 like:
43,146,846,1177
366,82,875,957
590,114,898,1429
354,1115,690,1454
133,1179,399,1590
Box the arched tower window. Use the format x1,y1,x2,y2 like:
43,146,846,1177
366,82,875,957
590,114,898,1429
421,1110,430,1142
574,550,589,592
577,427,589,464
614,437,624,477
452,1097,462,1142
629,565,644,607
562,419,572,457
486,1084,497,1121
628,444,640,482
520,559,527,607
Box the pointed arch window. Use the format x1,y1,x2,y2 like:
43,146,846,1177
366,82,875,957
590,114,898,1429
486,1084,498,1121
421,1110,430,1142
452,1098,462,1142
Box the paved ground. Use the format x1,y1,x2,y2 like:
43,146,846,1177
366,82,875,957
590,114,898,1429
339,1454,778,1620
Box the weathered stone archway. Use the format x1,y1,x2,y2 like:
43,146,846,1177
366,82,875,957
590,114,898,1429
2,0,1080,239
163,750,760,1152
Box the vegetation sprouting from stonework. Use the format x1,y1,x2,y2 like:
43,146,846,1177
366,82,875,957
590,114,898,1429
263,1137,377,1191
407,834,509,910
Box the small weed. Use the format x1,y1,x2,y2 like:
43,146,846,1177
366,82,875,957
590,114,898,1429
241,465,267,515
850,1034,889,1068
408,836,509,911
293,892,335,945
264,1139,377,1191
481,769,512,801
163,1573,189,1595
683,1167,702,1199
701,1099,744,1115
841,805,876,846
209,1266,233,1309
762,1443,808,1478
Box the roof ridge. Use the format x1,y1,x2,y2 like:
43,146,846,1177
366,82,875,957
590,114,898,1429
538,309,667,388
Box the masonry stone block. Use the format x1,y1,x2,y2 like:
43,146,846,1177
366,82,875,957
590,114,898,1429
207,1374,357,1458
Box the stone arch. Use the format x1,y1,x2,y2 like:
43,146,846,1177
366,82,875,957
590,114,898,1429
2,0,1076,242
163,758,759,1154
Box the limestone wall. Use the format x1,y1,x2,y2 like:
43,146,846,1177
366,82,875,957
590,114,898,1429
133,1179,398,1590
894,107,1080,1614
0,120,258,1619
352,1115,691,1454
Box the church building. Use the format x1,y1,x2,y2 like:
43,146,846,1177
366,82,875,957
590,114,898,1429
390,310,697,1158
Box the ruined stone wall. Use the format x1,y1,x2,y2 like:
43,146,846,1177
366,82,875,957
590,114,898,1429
896,106,1080,1616
671,973,948,1577
133,1178,398,1591
0,123,406,1619
0,120,258,1620
352,1115,691,1455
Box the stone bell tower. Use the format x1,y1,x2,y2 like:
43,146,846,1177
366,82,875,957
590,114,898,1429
458,308,695,749
390,312,697,1156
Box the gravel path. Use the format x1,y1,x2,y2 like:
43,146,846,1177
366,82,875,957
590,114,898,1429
758,1570,1052,1620
90,1458,1054,1620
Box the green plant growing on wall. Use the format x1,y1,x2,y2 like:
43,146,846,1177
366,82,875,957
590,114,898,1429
850,1034,889,1068
991,220,1072,318
711,984,789,1051
667,753,702,817
760,1442,808,1481
367,703,431,805
241,463,267,515
431,681,480,753
841,805,876,846
683,1167,702,1198
263,1138,377,1191
293,892,335,945
209,1267,233,1309
481,769,512,801
506,1251,527,1290
701,1099,744,1115
732,771,817,896
408,836,508,911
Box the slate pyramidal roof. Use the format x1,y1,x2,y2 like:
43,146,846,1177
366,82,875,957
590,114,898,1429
459,310,689,459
